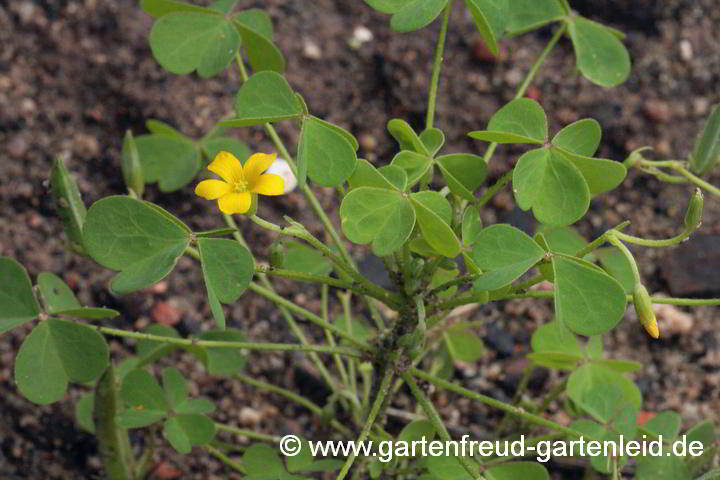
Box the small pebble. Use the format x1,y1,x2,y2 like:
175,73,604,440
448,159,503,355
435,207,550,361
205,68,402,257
644,99,672,123
151,300,181,325
679,39,693,61
302,39,322,60
239,406,263,426
349,25,373,49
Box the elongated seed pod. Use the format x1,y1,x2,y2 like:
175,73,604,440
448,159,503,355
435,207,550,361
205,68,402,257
684,188,704,231
121,130,145,197
51,157,87,255
690,104,720,176
633,283,659,339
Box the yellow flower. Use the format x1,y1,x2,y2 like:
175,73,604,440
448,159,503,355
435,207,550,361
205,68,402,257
195,151,284,214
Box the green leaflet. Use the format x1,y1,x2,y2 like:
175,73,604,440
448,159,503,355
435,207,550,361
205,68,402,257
470,224,545,290
339,187,415,256
567,16,631,88
552,256,627,336
83,196,191,294
0,257,40,334
15,319,109,404
150,12,240,77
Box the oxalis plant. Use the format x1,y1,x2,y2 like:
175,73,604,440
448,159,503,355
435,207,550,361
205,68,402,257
3,0,720,479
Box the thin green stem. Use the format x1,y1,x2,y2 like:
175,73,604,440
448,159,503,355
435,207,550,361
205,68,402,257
251,215,402,308
573,220,631,258
336,369,394,480
248,282,371,350
205,444,246,474
475,170,513,207
222,213,249,248
402,372,484,480
428,274,474,297
426,0,453,130
255,264,395,305
323,285,351,392
255,273,341,399
233,373,353,437
215,423,279,443
672,164,720,196
606,235,641,283
97,326,363,357
339,291,359,414
612,228,693,248
412,368,595,440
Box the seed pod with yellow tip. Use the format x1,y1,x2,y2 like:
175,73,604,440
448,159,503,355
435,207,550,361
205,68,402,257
684,188,704,232
633,283,659,339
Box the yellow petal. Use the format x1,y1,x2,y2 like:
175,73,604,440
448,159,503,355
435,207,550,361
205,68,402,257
251,173,284,196
208,151,244,183
217,192,252,214
244,152,277,185
195,179,232,200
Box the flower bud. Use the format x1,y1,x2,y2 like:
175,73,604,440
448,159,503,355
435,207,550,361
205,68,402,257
633,283,659,339
684,188,704,232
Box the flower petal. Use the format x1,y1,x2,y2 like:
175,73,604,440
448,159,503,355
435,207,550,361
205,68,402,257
217,192,252,214
195,179,232,200
244,153,277,185
251,174,285,196
208,151,244,183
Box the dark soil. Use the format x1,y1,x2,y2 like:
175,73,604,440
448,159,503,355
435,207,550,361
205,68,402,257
1,0,719,478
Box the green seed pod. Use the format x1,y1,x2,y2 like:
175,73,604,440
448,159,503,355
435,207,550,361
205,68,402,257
684,188,704,231
633,283,659,339
689,104,720,176
51,157,87,255
121,130,144,197
269,240,285,268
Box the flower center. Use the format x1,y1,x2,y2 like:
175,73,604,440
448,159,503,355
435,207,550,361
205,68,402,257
232,179,249,193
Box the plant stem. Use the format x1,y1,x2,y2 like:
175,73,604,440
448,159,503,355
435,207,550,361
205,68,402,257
412,368,597,440
475,170,513,207
223,212,249,248
215,423,279,443
251,215,402,308
323,284,352,392
672,164,720,196
611,228,693,248
255,264,395,306
233,373,354,437
426,0,453,130
97,326,363,357
204,444,246,474
402,372,484,479
247,282,371,350
336,369,394,480
607,235,641,283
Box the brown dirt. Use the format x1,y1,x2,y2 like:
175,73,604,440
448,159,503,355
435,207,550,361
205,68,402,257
1,0,719,478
